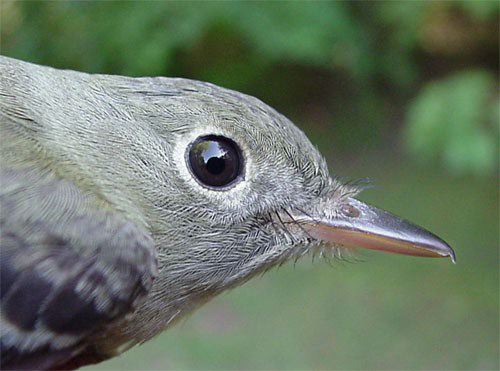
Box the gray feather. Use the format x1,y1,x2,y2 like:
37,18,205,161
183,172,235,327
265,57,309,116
0,168,157,369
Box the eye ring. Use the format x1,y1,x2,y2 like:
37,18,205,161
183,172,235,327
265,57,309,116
186,135,244,190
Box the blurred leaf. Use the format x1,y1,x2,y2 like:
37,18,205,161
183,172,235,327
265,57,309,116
458,0,500,20
373,2,426,86
229,2,370,77
405,70,498,176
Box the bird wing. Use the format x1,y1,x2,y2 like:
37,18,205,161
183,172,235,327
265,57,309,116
0,168,158,370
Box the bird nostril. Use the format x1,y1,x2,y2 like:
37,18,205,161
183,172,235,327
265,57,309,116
341,204,360,218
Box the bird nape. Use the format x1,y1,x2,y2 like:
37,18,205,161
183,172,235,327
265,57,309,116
0,56,455,370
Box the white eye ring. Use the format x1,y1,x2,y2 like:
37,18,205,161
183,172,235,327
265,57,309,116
172,127,253,206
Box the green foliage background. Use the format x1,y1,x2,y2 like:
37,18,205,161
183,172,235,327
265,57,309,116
1,1,498,370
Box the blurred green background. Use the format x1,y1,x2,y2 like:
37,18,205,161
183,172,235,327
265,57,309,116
1,1,498,370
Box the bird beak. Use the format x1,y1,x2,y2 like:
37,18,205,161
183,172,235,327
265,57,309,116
296,198,456,262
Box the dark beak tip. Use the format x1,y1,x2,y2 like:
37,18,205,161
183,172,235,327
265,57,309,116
421,233,456,263
445,244,457,264
433,241,456,263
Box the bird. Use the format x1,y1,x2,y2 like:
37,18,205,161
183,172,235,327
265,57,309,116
0,56,455,370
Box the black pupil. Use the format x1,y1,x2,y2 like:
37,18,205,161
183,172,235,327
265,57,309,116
206,157,225,175
188,136,242,187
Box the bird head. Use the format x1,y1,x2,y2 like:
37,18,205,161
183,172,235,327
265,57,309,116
80,76,455,310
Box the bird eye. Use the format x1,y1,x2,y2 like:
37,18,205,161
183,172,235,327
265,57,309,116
187,135,243,188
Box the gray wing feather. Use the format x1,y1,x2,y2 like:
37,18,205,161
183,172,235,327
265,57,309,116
0,168,158,370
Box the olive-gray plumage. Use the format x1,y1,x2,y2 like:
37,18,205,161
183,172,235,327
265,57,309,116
0,56,333,369
0,56,454,370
